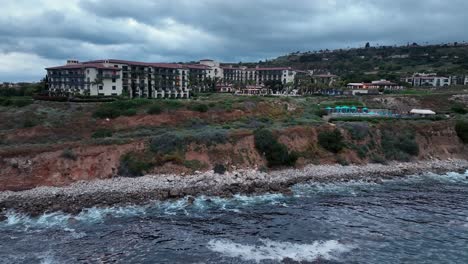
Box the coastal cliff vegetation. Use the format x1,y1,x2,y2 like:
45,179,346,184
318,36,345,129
0,92,467,191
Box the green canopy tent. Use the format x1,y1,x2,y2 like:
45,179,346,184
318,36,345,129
341,106,350,113
351,106,357,113
362,107,369,113
325,106,333,111
334,106,341,113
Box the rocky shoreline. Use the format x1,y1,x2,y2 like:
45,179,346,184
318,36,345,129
1,159,467,218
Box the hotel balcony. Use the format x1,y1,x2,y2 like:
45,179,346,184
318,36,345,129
98,74,121,79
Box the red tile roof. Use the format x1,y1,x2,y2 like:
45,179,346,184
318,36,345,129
47,59,302,72
45,63,122,70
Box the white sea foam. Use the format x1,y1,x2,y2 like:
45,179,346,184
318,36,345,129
192,193,286,213
1,204,148,229
207,239,352,262
38,251,61,264
3,211,71,229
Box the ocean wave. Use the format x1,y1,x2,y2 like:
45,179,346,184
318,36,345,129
0,194,287,229
292,170,468,197
293,180,378,197
2,171,465,229
207,238,352,262
1,205,148,230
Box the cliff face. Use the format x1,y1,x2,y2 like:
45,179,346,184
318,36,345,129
0,120,466,192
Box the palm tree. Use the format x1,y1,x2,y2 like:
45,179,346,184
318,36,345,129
91,77,103,95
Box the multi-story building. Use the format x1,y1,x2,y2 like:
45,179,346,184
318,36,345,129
46,59,309,98
402,73,451,87
47,59,192,98
221,65,299,85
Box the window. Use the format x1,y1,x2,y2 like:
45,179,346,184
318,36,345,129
87,69,89,74
114,65,118,68
112,78,116,83
99,86,103,90
98,93,104,96
112,86,116,90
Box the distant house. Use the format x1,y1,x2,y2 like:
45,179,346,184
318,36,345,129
346,80,404,90
402,73,451,87
0,82,20,89
312,74,339,86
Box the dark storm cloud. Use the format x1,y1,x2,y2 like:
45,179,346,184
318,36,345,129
1,0,468,81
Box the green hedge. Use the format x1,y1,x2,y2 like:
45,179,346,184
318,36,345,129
92,129,113,138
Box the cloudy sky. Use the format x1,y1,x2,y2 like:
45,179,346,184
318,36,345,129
1,0,467,82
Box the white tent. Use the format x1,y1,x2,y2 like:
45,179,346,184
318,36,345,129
410,109,436,115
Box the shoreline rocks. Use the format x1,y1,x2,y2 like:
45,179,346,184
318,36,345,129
1,159,467,217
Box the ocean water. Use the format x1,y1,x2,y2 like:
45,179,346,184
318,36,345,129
1,171,468,264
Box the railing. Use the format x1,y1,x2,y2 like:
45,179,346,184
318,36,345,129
49,74,85,78
98,74,120,79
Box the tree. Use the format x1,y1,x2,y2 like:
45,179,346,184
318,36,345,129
91,77,103,96
365,42,370,49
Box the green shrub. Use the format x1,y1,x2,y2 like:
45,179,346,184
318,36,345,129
12,98,33,107
214,164,227,174
150,133,186,154
0,97,12,106
163,100,183,109
0,97,32,107
92,99,152,119
118,152,154,177
451,104,467,115
254,128,297,167
121,108,137,116
356,145,369,159
455,119,468,143
342,122,369,140
92,106,121,119
381,130,419,161
370,154,387,164
337,156,350,166
314,108,328,117
150,129,228,155
183,160,208,171
92,129,113,138
22,118,37,128
61,148,77,161
191,130,228,146
318,129,345,153
112,98,152,109
190,103,209,113
147,104,162,115
184,118,208,129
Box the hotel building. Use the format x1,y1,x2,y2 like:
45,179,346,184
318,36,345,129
46,59,309,98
